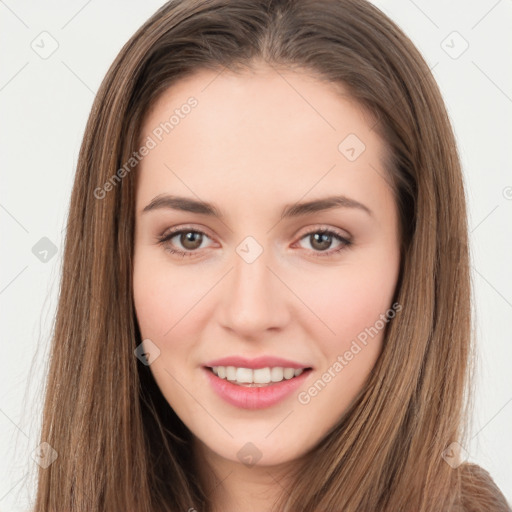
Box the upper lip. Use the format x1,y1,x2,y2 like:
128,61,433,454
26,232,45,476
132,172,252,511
203,356,313,370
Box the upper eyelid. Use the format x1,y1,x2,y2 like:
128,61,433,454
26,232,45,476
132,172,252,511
160,225,215,242
160,224,350,239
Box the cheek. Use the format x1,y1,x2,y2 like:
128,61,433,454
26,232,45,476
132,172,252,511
133,253,205,341
295,267,398,418
300,258,398,357
133,263,172,339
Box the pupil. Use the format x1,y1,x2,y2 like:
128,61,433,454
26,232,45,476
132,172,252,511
182,232,201,249
313,233,331,250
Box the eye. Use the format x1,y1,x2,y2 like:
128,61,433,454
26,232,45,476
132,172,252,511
156,226,352,258
295,227,352,257
156,226,213,257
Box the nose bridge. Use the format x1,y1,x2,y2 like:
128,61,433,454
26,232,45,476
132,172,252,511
233,245,271,297
219,237,287,335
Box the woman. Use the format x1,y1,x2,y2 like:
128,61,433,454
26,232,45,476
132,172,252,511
33,0,511,510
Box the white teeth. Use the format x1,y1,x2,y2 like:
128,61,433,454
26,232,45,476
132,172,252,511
210,366,307,385
226,366,237,381
253,367,271,384
283,368,295,379
236,367,253,383
270,367,284,382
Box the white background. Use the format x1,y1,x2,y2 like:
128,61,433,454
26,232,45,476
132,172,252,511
1,1,511,510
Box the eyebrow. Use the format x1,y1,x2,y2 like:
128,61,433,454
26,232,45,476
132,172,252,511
141,194,373,219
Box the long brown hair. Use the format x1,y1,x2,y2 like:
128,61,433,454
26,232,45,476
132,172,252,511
32,0,510,510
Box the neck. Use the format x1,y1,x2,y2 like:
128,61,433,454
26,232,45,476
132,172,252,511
192,436,300,512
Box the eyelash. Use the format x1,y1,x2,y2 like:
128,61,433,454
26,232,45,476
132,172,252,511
156,225,352,259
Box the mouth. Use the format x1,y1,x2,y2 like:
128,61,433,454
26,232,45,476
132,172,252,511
202,364,313,409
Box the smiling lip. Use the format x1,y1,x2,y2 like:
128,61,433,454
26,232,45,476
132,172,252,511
203,366,312,409
203,356,312,370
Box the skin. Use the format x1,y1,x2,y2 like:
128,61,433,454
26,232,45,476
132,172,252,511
132,62,401,512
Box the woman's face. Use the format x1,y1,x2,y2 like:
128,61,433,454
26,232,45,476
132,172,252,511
133,64,401,467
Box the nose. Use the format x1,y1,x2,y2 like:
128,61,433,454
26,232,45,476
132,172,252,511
217,245,290,339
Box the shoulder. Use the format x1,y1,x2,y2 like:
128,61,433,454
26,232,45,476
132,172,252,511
457,463,511,512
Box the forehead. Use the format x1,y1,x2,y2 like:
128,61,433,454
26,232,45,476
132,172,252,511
135,66,390,213
140,64,378,144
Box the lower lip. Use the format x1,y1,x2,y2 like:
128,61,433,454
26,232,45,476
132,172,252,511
203,367,312,410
